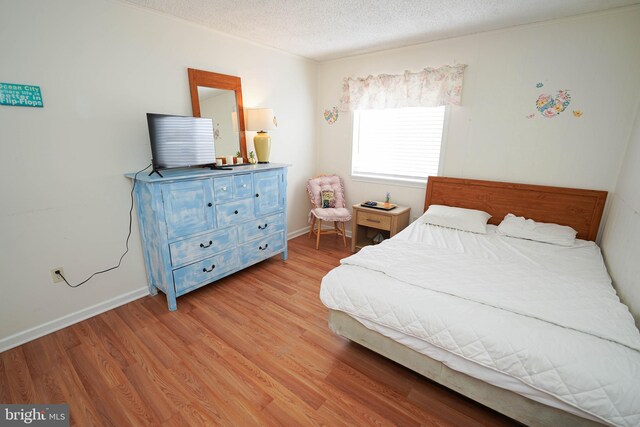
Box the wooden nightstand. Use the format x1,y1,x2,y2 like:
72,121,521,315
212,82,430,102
351,204,411,252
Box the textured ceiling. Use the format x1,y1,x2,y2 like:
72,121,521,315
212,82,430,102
122,0,640,61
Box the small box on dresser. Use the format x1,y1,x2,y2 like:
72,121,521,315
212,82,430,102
126,164,289,310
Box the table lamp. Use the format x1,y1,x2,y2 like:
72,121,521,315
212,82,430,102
246,108,276,163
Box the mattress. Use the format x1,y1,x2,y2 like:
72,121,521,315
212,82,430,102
320,215,640,427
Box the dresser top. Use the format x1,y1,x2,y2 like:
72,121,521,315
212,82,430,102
126,163,290,182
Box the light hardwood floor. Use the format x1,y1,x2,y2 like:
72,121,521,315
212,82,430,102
1,235,518,426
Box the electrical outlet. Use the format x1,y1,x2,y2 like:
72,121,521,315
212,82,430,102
50,267,65,284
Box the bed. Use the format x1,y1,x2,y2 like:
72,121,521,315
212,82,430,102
320,177,640,427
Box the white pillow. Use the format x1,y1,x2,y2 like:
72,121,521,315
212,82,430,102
424,205,491,234
497,213,577,246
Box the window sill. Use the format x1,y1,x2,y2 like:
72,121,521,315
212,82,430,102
351,173,427,189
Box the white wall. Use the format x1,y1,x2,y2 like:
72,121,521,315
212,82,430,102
601,104,640,326
0,0,317,347
316,7,640,221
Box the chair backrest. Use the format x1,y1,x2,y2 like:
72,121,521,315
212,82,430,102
307,175,346,209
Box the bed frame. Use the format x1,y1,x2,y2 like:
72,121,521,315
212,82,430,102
329,177,609,426
328,310,602,426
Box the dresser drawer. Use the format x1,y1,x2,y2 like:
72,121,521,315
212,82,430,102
169,227,237,267
233,174,253,199
214,177,233,202
238,213,284,243
216,198,255,227
173,249,240,295
240,232,284,265
356,211,391,231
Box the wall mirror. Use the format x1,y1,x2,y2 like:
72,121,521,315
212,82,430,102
188,68,247,160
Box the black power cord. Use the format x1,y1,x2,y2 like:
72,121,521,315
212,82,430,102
57,163,152,288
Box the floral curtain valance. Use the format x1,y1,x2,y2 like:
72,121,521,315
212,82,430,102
340,64,467,111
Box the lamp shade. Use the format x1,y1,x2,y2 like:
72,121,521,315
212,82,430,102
246,108,276,132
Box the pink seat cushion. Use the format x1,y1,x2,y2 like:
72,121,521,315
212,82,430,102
311,207,351,222
307,175,346,208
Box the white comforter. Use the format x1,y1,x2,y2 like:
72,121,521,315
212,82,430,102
320,220,640,426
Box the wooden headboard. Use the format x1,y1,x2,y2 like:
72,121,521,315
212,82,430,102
424,177,608,241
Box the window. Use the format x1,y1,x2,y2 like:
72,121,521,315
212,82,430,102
351,106,446,183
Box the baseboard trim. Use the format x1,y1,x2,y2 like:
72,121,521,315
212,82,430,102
0,287,149,353
288,226,311,239
288,226,352,239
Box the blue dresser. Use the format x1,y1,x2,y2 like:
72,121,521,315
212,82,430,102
126,164,288,310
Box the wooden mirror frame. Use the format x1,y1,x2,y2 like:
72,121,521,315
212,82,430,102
188,68,247,159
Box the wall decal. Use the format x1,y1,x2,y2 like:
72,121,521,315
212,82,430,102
526,114,536,119
214,123,221,140
324,107,339,125
536,90,571,118
0,82,43,108
572,110,583,118
536,83,544,88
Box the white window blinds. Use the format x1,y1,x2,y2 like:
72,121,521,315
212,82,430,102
351,106,446,183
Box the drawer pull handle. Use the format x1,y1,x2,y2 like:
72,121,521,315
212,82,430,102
259,244,269,250
200,241,213,248
202,264,216,273
258,223,268,230
234,210,239,215
366,219,381,223
242,184,247,188
207,202,213,207
222,186,227,191
255,193,259,198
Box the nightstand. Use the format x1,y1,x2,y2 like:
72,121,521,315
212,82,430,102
351,204,411,252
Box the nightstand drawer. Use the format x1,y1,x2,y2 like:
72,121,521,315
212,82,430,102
357,211,391,230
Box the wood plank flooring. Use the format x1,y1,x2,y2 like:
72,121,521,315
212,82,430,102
1,235,518,426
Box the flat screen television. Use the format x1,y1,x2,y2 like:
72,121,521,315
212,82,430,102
147,113,216,171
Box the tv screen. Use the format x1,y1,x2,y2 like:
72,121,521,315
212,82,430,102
147,113,216,170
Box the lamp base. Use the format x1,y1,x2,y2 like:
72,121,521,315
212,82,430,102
254,132,271,163
258,161,269,164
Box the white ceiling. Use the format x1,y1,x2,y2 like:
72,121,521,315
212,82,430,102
123,0,640,61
